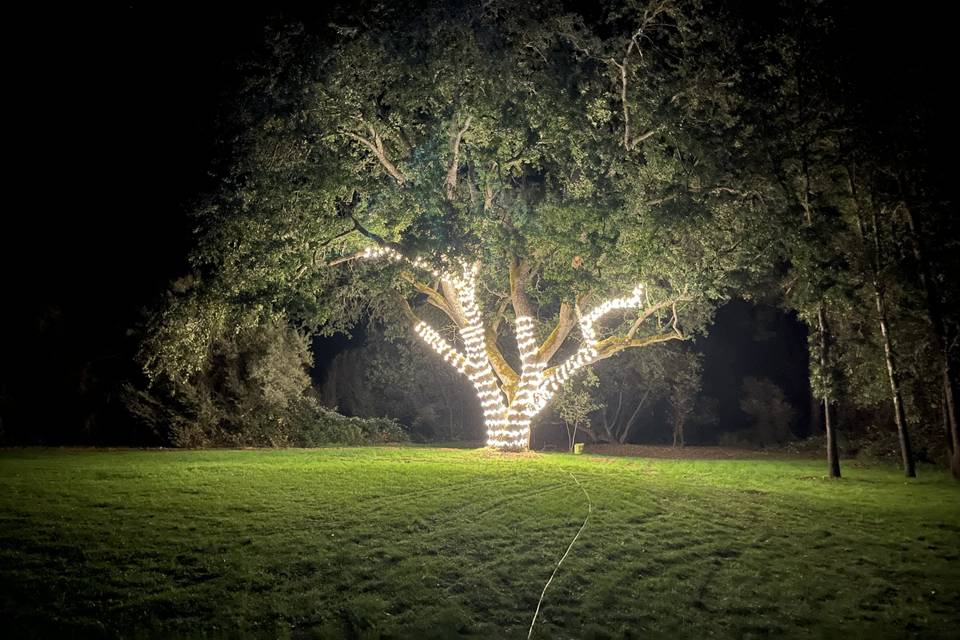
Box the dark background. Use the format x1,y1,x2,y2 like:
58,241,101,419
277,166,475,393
1,2,953,444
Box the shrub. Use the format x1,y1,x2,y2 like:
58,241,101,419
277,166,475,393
286,401,407,447
126,316,407,448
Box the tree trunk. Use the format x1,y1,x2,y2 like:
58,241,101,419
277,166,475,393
819,305,841,478
618,390,650,444
899,193,960,479
873,286,915,477
673,416,685,448
564,422,575,452
945,363,960,478
865,205,916,477
848,167,915,477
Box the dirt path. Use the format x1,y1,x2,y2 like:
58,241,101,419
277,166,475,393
582,443,814,460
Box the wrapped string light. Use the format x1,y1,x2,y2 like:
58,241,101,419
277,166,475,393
414,322,467,374
533,284,645,411
358,245,647,450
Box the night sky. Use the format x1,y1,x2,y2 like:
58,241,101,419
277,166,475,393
2,2,953,444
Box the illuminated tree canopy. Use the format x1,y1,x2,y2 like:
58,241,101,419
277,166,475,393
150,0,777,449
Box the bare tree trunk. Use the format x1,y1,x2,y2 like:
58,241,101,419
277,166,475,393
819,305,841,478
618,389,650,444
673,416,685,448
867,206,916,477
946,371,960,478
601,391,623,443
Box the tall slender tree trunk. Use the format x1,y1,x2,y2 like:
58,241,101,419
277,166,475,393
945,372,960,477
872,282,916,477
796,138,840,478
899,191,960,478
819,305,841,478
618,390,650,444
849,167,916,477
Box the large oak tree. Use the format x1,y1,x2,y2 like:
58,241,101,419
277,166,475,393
152,0,774,448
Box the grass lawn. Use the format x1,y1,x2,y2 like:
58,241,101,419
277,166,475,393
1,447,958,638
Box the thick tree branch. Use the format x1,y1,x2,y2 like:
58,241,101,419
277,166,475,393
535,300,578,364
395,293,421,326
625,295,689,340
443,115,473,199
400,272,460,324
508,256,537,318
341,120,407,184
595,325,684,360
486,325,520,396
323,213,400,266
326,250,367,267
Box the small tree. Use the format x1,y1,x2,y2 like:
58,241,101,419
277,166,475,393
667,349,702,447
555,369,602,452
128,306,316,447
739,377,795,446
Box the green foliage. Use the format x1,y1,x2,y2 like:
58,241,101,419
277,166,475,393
1,448,958,637
738,376,795,446
289,406,407,447
321,326,482,441
128,311,404,447
555,368,602,448
183,0,778,348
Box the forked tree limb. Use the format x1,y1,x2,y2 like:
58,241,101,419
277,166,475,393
341,120,407,184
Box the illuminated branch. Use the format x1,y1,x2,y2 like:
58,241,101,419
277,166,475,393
415,320,467,374
533,285,648,408
400,272,460,325
347,245,684,450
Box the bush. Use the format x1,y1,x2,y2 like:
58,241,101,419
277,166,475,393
739,377,796,446
286,401,407,447
126,316,407,448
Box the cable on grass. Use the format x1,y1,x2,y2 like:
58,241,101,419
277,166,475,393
528,471,592,639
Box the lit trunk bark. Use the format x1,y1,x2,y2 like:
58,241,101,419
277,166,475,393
819,305,841,478
872,284,915,477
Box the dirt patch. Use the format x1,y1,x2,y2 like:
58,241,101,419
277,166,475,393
582,444,811,460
